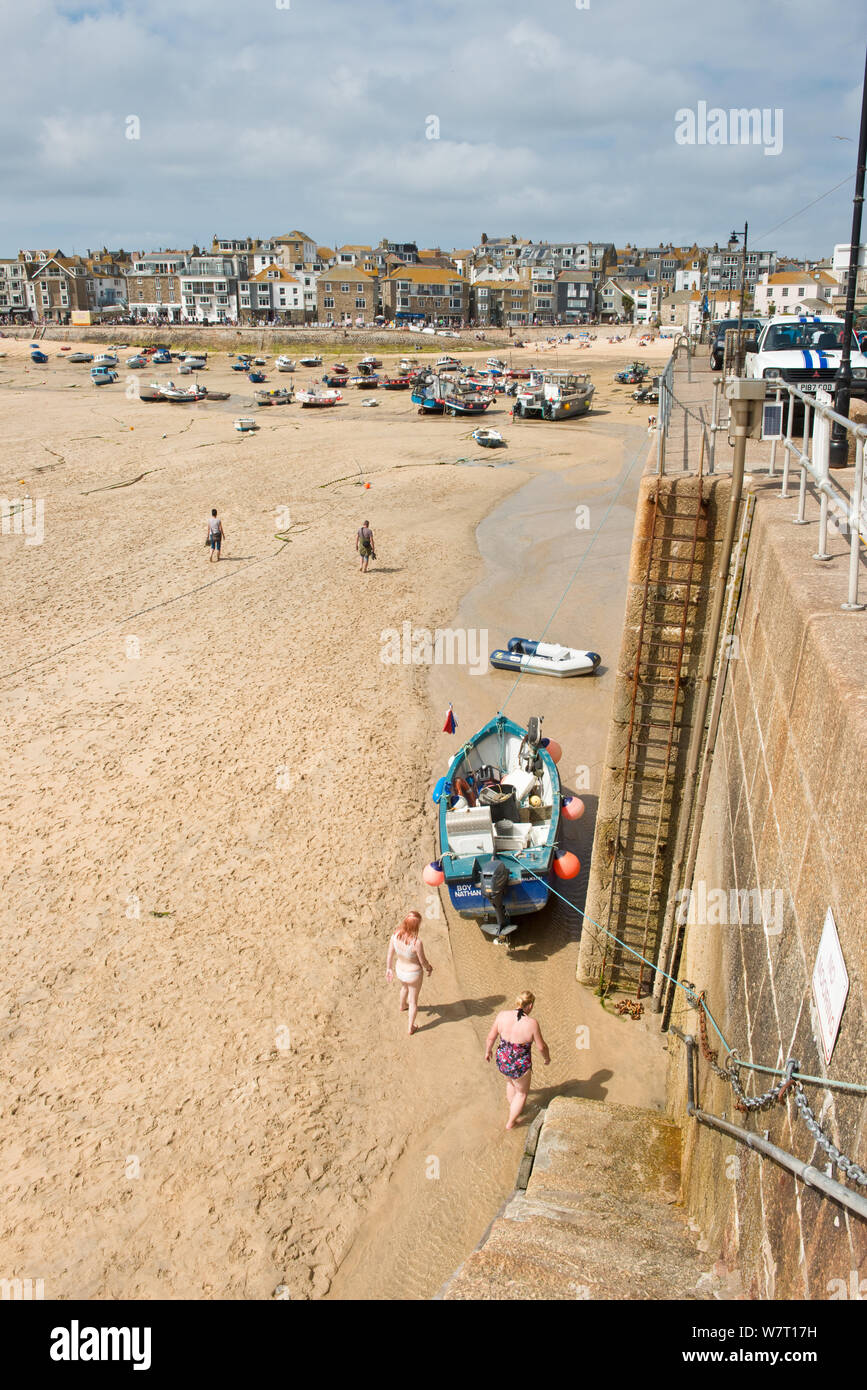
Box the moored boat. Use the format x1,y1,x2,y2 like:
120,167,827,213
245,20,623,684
159,381,206,401
94,353,118,367
276,356,296,372
490,639,601,678
234,417,258,432
434,714,574,938
90,366,119,385
299,353,323,367
514,369,594,420
255,387,293,406
382,375,412,389
69,352,94,363
126,355,148,368
248,371,266,383
152,349,172,364
296,386,342,407
30,350,48,363
443,381,494,415
472,428,506,448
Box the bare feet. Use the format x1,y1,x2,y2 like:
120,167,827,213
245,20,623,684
408,1024,417,1035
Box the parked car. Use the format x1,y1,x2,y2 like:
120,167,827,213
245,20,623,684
709,318,764,371
744,315,867,399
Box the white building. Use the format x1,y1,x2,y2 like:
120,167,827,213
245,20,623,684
753,269,837,317
238,266,304,321
180,257,243,322
0,259,30,317
675,266,702,292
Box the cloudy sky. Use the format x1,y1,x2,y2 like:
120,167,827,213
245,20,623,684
2,0,865,258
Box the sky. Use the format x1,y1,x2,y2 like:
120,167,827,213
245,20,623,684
2,0,866,259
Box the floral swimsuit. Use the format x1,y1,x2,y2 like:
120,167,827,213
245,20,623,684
496,1011,533,1079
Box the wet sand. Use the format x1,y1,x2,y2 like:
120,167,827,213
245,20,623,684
0,331,673,1299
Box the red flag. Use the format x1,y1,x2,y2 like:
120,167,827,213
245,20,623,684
443,704,457,734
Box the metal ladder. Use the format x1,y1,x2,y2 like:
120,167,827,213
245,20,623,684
601,464,709,995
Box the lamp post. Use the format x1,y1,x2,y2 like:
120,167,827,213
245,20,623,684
829,46,867,469
729,223,749,372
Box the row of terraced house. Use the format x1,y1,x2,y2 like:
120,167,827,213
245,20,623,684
4,230,863,329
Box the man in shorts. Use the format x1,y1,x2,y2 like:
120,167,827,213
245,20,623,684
206,509,225,562
356,519,375,573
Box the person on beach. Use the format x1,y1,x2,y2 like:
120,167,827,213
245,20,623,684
485,991,550,1130
386,911,433,1035
356,519,375,573
206,509,224,562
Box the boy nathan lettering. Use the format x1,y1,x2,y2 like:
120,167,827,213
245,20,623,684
50,1321,152,1371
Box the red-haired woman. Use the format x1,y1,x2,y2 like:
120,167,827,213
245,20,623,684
386,911,433,1035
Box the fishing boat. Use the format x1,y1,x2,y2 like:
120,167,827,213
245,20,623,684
351,374,380,389
472,428,506,448
299,353,323,367
486,356,507,373
31,350,48,364
514,369,594,420
358,354,382,369
436,355,461,371
296,386,342,407
199,388,231,401
362,398,380,407
183,355,207,370
434,714,573,939
382,375,412,390
126,355,148,368
490,639,601,678
232,360,251,372
411,370,445,413
323,372,350,387
276,356,296,372
234,417,258,432
90,366,119,385
442,381,494,416
94,353,118,367
137,386,165,402
69,352,94,363
248,371,266,384
255,387,293,406
159,381,206,401
152,349,172,364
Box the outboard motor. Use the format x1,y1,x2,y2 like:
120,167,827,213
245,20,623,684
480,856,511,938
518,715,544,776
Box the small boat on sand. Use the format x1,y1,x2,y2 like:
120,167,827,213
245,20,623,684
382,375,412,390
299,353,323,367
31,350,48,364
234,417,258,432
276,356,296,372
126,355,148,368
199,389,231,402
296,386,342,407
490,639,601,678
94,353,118,367
159,381,206,401
472,428,506,448
69,352,94,363
90,366,119,385
248,371,266,384
255,388,293,406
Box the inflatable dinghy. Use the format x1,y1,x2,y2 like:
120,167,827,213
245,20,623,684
490,638,601,678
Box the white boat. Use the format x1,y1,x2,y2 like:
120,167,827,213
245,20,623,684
296,386,342,407
94,353,118,367
183,356,207,370
514,369,595,420
299,353,323,367
490,638,602,678
69,352,94,363
255,387,293,406
362,398,380,407
234,417,258,432
359,354,382,368
276,356,296,372
472,428,506,448
159,381,206,401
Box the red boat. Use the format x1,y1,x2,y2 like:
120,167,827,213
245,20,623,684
382,376,412,390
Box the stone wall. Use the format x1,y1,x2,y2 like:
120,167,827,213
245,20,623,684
667,478,867,1299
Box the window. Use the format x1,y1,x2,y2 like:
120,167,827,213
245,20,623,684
324,296,334,309
324,282,332,291
341,284,350,293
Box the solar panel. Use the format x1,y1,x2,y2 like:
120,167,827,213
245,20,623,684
762,403,784,440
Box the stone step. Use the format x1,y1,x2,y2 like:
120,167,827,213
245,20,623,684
441,1096,731,1302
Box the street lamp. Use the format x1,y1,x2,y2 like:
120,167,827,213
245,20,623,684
729,223,749,373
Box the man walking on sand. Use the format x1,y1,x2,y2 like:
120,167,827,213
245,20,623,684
356,519,375,573
206,508,225,562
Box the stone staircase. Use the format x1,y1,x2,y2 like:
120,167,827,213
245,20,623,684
440,1096,739,1300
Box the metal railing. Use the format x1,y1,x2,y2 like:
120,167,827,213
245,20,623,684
659,361,867,610
766,378,866,611
671,1029,867,1222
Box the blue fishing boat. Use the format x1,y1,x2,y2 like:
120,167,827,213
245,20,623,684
411,370,445,413
152,349,172,364
434,713,575,939
90,366,119,386
31,350,48,363
248,371,266,384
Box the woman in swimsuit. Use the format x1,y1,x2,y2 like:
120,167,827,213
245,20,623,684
485,991,550,1130
386,911,433,1036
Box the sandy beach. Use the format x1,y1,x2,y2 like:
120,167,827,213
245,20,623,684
1,330,674,1299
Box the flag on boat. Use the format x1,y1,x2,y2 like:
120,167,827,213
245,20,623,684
443,704,457,735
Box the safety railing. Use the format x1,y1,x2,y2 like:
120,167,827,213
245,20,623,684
670,1028,867,1223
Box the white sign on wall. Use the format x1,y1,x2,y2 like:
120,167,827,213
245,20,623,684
811,907,849,1065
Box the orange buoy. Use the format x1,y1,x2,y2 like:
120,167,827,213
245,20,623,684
543,738,562,765
423,860,445,887
553,851,580,880
562,797,585,821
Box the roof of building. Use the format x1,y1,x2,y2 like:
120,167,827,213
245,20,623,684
384,266,465,285
766,269,836,286
250,266,300,283
273,231,316,244
319,265,377,282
